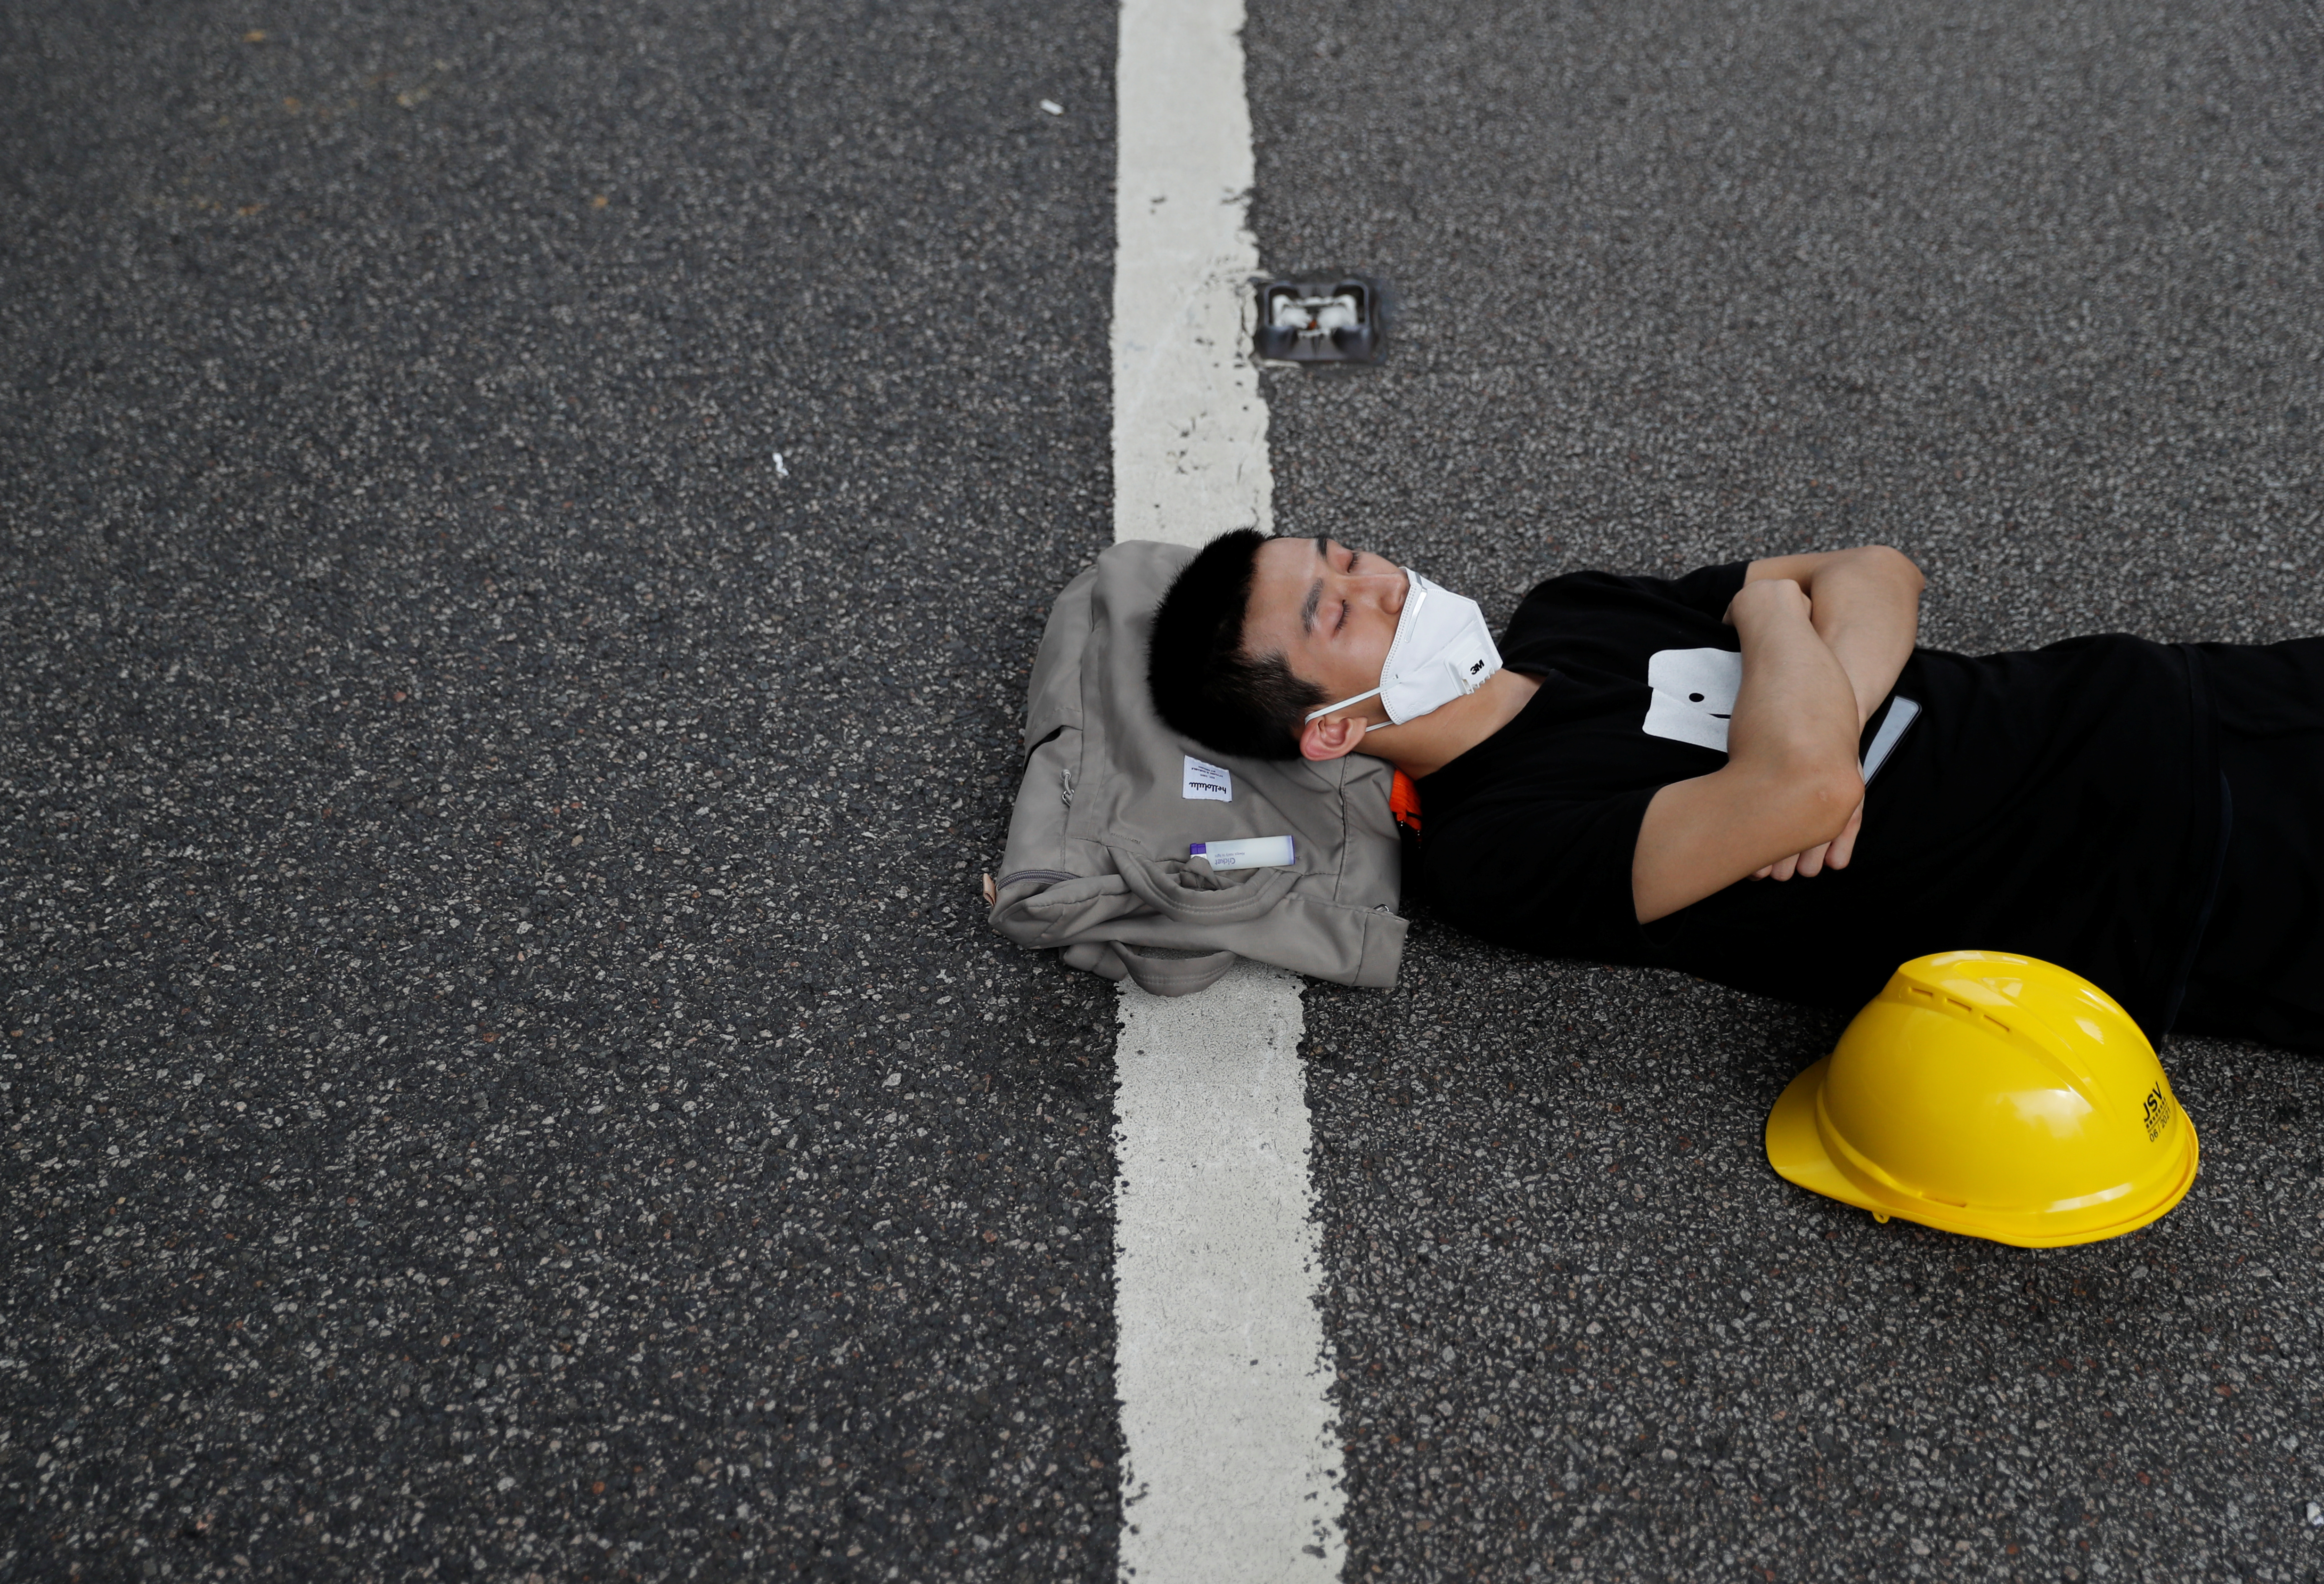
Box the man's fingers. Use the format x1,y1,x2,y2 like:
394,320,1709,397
1761,805,1860,884
1827,800,1866,871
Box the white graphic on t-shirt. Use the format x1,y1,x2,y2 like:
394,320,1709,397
1643,647,1743,753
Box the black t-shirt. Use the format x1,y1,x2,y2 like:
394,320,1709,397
1416,562,2224,1036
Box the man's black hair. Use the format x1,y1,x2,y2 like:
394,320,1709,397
1147,528,1324,761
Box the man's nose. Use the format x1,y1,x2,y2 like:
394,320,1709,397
1352,568,1407,615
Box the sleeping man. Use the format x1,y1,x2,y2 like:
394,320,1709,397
1145,531,2324,1049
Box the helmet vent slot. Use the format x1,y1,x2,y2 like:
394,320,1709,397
1923,989,2015,1039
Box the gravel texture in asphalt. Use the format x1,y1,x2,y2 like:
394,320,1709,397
3,0,1122,1578
1248,0,2324,1576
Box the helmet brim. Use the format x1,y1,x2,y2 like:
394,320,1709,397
1764,1057,1870,1211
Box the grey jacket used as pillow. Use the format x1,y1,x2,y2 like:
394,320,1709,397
987,539,1407,997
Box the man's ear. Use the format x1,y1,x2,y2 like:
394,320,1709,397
1299,712,1367,762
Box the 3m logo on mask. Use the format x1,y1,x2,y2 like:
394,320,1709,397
2142,1082,2174,1142
1182,755,1233,803
1642,648,1743,754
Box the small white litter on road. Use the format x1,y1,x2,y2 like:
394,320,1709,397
1041,98,1065,115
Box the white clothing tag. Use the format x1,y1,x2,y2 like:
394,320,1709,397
1182,755,1233,802
1642,648,1743,754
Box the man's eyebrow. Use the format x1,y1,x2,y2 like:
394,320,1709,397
1297,538,1332,634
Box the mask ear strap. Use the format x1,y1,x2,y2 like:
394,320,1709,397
1305,686,1383,725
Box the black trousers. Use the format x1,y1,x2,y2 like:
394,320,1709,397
2173,638,2324,1051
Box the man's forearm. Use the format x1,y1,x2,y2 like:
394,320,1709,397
1726,579,1866,783
1747,546,1924,727
1800,548,1922,726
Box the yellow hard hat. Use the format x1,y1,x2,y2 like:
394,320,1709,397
1765,950,2199,1247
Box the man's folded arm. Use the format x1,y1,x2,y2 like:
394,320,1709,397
1744,544,1923,727
1631,577,1867,925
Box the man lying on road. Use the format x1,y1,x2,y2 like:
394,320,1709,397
1146,532,2323,1049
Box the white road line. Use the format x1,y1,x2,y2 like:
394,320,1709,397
1111,0,1344,1579
1113,968,1339,1580
1112,0,1271,553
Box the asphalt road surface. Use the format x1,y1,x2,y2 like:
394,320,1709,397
3,1,2321,1583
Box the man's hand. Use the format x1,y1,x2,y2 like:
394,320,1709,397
1752,797,1862,881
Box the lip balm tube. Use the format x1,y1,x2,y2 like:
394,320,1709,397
1189,835,1296,871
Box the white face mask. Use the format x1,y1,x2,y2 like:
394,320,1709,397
1305,568,1503,732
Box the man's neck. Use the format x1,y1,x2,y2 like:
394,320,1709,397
1355,669,1541,778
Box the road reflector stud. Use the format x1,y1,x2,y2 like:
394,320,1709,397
1255,276,1384,364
